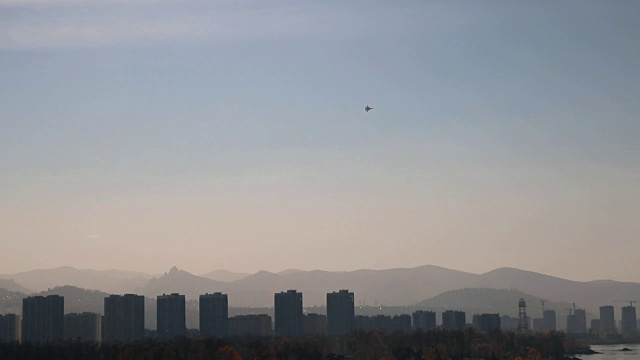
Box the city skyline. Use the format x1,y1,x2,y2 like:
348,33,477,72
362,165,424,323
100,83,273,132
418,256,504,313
1,1,639,281
8,290,640,337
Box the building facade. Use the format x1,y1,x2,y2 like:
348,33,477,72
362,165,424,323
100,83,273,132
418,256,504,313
442,310,466,330
472,313,501,333
0,314,20,343
326,290,354,335
599,306,616,334
303,314,327,335
412,311,436,331
354,315,412,332
621,306,637,337
21,295,64,344
199,292,228,338
542,310,556,332
64,312,101,342
103,294,145,343
500,315,518,331
274,290,303,337
567,309,587,335
157,293,186,339
228,315,272,337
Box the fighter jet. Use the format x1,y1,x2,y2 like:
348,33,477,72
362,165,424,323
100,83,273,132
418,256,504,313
365,106,373,112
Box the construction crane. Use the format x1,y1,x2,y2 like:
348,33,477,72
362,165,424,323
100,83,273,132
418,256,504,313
614,300,637,307
565,308,573,316
562,303,577,316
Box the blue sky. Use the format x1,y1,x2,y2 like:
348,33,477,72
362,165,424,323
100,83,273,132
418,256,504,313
1,1,639,281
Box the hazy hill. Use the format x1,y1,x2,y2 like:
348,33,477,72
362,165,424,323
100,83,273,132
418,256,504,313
0,279,32,294
418,288,574,318
278,269,305,275
415,288,581,331
2,270,637,332
200,269,250,282
475,267,576,291
0,286,110,315
228,271,286,307
232,265,640,311
0,285,161,330
0,266,153,294
37,286,111,314
139,266,229,300
3,264,640,315
473,268,640,315
0,288,25,315
227,265,478,307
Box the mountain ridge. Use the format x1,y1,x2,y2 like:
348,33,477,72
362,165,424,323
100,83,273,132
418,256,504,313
0,266,155,294
2,264,639,313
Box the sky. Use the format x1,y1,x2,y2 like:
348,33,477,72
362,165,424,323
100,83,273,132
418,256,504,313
1,0,639,282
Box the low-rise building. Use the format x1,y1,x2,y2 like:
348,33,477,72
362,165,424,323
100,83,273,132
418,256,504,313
228,315,272,337
64,312,101,342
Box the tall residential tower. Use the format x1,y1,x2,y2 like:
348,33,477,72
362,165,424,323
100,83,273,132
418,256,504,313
274,290,303,337
103,294,145,343
327,290,354,335
157,293,186,339
199,292,228,338
21,295,64,344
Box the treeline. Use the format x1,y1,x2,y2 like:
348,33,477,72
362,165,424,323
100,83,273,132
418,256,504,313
0,328,575,360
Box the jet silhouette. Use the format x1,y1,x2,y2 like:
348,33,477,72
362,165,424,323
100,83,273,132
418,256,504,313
365,106,373,112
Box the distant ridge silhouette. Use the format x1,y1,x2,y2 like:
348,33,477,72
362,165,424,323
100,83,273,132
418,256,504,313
2,265,640,313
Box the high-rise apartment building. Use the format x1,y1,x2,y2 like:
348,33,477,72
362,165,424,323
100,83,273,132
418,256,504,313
64,312,101,342
103,294,145,343
442,310,466,330
326,290,354,335
392,314,412,332
157,293,186,339
199,292,228,338
621,305,637,336
567,309,587,334
599,306,616,334
542,310,556,332
412,311,436,331
21,295,64,344
0,314,20,342
274,290,303,337
472,314,501,333
591,319,601,334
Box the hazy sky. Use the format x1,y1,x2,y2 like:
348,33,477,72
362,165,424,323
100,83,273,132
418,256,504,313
1,1,639,281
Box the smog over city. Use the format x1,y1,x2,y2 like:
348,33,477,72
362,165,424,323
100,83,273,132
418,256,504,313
1,1,639,358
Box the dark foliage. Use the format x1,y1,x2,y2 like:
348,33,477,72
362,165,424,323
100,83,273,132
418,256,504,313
0,329,569,360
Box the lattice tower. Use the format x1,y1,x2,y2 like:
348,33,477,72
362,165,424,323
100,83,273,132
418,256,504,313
518,298,529,332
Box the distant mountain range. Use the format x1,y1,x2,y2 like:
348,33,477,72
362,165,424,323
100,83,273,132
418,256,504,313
200,269,250,282
0,266,154,294
2,264,640,320
0,279,31,294
417,288,574,319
